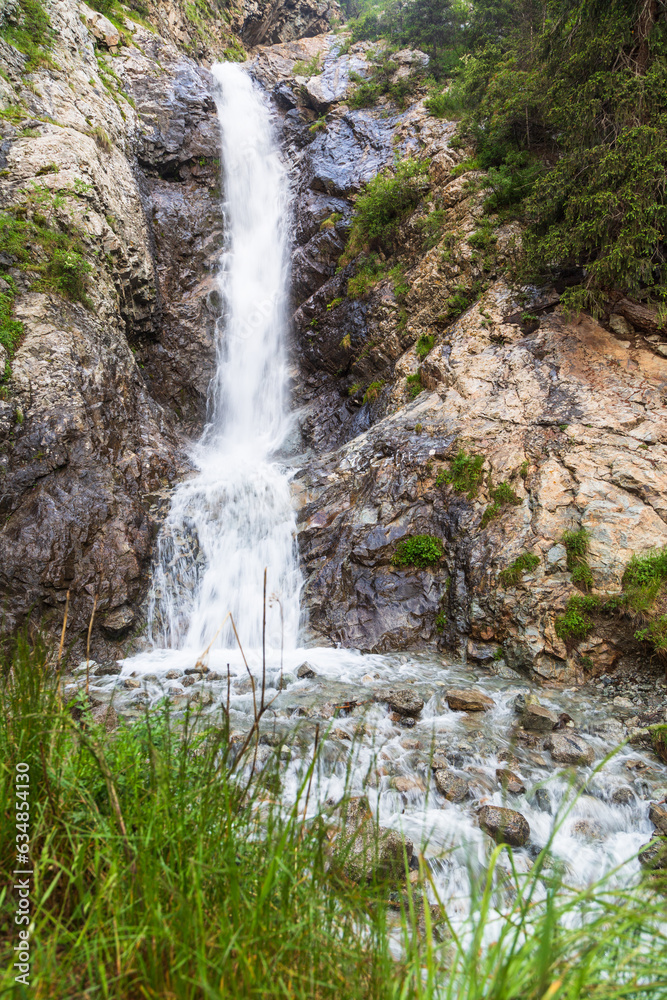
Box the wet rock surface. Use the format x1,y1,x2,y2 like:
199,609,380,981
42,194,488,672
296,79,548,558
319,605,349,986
446,689,495,712
478,805,530,847
544,732,595,766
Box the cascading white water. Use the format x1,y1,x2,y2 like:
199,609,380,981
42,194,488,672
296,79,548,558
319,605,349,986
148,63,301,654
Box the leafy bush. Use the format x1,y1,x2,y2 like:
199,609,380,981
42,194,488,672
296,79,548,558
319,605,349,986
416,207,446,250
293,53,322,76
623,548,667,612
0,274,23,365
0,209,93,311
392,533,444,568
555,594,600,643
0,0,52,69
437,449,484,497
498,552,540,588
346,253,387,298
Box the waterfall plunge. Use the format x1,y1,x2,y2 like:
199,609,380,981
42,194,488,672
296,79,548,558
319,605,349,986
148,64,301,654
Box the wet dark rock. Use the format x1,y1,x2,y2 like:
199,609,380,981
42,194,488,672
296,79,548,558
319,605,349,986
296,661,317,679
434,769,468,802
611,786,636,806
181,676,195,688
496,768,526,795
165,669,182,679
242,0,338,47
478,805,530,847
124,678,141,690
376,688,424,717
343,827,414,884
94,663,122,676
544,732,595,766
529,787,552,814
446,688,494,713
639,837,667,870
521,700,559,732
649,802,667,835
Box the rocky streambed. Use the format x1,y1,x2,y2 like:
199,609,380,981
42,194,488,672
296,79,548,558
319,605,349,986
67,645,667,913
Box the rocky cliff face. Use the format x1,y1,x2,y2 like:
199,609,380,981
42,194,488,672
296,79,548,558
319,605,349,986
0,0,337,649
2,3,667,683
250,36,667,682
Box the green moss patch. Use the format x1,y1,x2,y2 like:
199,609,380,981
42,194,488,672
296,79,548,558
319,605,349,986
437,449,485,498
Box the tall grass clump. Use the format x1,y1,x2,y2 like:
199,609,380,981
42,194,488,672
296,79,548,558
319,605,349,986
1,631,667,998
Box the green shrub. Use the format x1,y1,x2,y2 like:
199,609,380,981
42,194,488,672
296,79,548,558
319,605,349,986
392,533,444,568
498,552,540,588
622,548,667,612
48,249,92,304
327,297,344,311
320,212,342,231
0,274,23,365
293,54,322,77
571,563,594,591
347,254,387,298
406,370,423,399
415,333,434,359
555,593,600,643
0,0,52,69
0,209,93,310
342,157,428,260
438,449,484,498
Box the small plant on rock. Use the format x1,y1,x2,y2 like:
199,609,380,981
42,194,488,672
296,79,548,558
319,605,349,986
363,381,384,404
406,370,423,399
498,552,540,588
415,333,434,359
480,481,521,528
563,528,593,590
392,534,444,569
438,449,484,498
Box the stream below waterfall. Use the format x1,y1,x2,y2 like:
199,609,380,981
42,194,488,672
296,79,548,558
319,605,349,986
84,61,667,928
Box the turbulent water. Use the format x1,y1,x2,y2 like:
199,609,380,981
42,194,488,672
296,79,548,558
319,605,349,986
113,63,663,933
147,63,301,655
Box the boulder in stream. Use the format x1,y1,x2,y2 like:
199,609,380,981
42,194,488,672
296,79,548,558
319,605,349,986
544,732,595,766
524,704,559,732
375,688,424,717
639,837,667,871
296,662,317,679
649,802,667,835
434,769,469,802
446,688,494,712
496,768,526,795
478,805,530,847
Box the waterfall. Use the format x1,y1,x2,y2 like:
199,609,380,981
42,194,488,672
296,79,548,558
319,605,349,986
147,63,301,654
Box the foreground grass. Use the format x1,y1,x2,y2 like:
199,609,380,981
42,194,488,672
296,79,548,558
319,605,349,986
1,633,666,999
